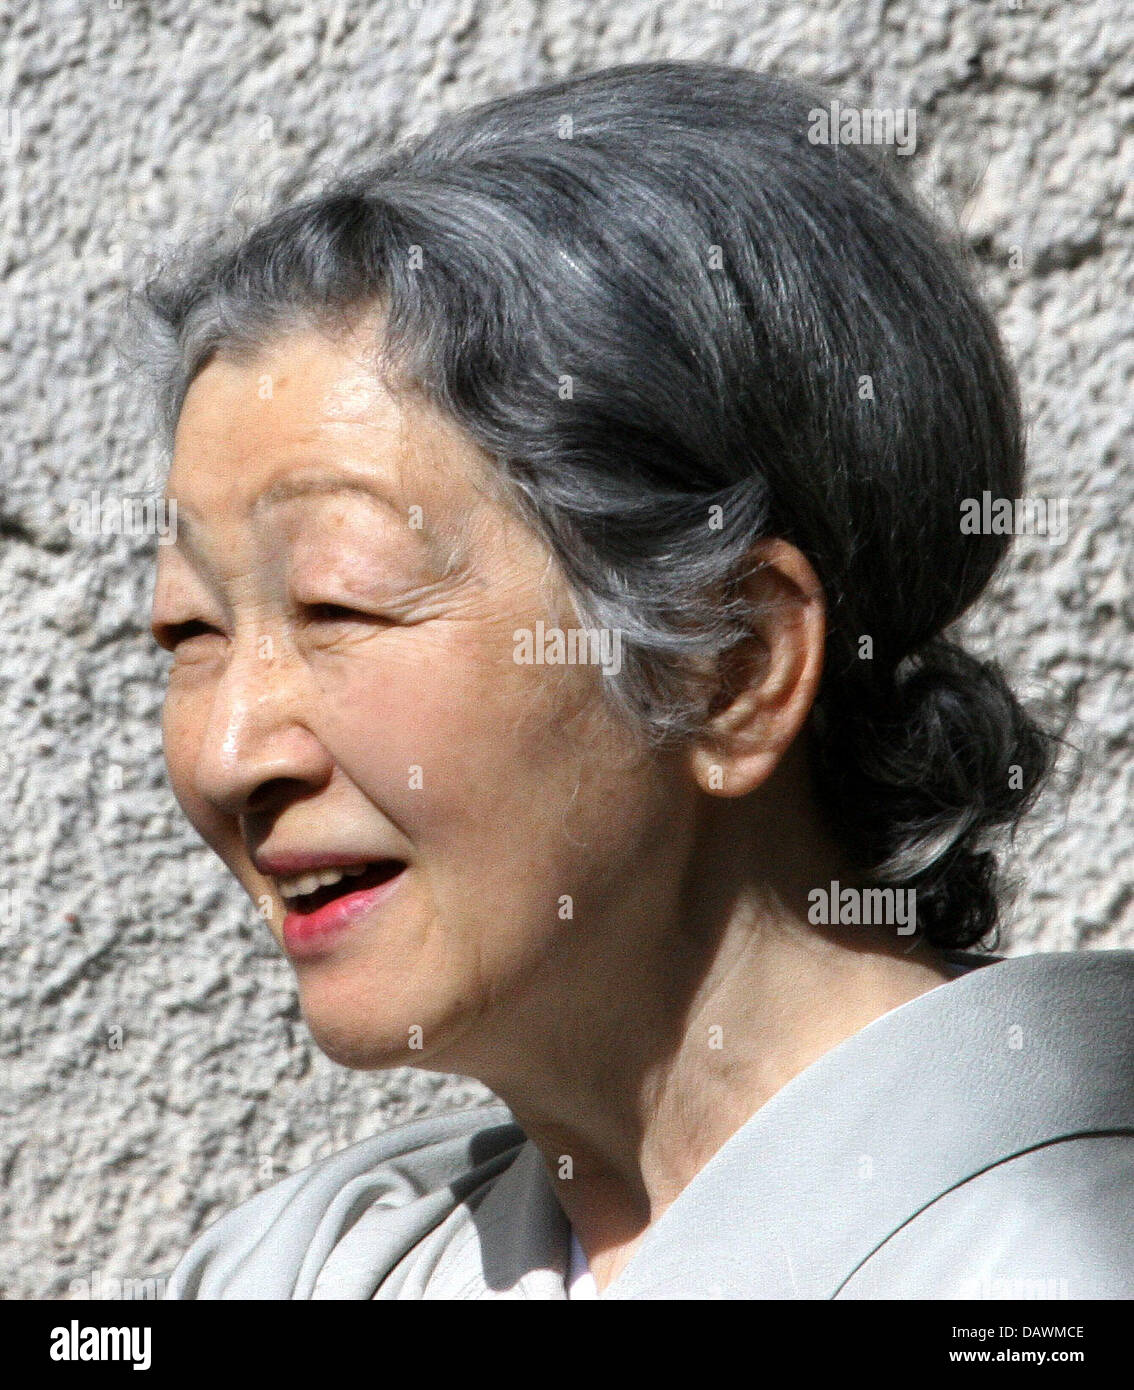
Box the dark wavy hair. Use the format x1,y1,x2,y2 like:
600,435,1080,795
135,60,1055,950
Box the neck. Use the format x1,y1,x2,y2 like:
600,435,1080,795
431,775,957,1292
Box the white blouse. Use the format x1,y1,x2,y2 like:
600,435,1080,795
567,1230,598,1299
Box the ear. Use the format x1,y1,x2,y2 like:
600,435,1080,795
686,539,826,797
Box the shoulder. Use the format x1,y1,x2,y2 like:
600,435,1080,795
840,1132,1134,1299
839,950,1134,1299
164,1102,523,1299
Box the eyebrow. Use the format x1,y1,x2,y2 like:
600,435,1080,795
251,472,407,519
169,472,414,555
167,471,466,577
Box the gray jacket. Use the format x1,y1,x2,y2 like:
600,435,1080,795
165,949,1134,1298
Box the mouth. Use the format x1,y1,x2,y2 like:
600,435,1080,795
274,859,407,957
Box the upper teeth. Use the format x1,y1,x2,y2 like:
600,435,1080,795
277,864,369,899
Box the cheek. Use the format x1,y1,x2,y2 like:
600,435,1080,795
298,637,662,1065
314,626,627,863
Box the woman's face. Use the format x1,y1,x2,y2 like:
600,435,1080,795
153,324,690,1073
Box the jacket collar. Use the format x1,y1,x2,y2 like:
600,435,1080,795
603,950,1134,1297
423,951,1134,1299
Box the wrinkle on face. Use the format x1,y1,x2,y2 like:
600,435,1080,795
155,318,685,1103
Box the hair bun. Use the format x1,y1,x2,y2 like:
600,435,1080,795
811,638,1055,949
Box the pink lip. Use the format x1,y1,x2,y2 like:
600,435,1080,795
255,850,384,876
282,867,405,959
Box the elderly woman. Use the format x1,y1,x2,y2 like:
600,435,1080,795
143,62,1132,1299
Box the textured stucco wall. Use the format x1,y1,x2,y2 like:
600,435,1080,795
0,0,1129,1299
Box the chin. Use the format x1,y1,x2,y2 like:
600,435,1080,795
301,1008,419,1072
296,974,474,1073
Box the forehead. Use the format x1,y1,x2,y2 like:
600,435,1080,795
170,326,479,491
160,324,547,583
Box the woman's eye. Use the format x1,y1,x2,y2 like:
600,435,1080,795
306,603,367,622
154,619,219,651
303,602,393,627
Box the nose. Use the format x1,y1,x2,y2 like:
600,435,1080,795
191,638,333,817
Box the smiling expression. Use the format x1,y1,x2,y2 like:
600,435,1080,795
152,321,693,1075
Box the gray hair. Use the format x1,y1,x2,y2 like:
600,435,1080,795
134,61,1054,949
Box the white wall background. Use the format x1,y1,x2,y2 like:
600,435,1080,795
0,0,1129,1298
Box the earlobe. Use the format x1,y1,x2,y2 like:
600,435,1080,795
688,540,826,799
